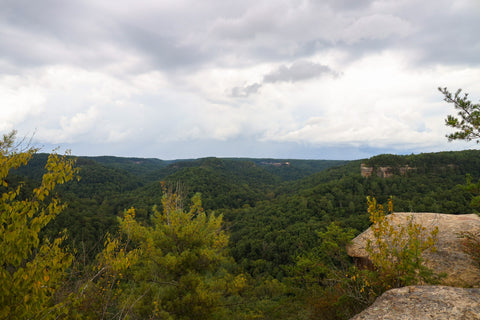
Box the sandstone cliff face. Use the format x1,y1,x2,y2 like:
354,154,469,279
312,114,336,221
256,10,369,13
360,164,415,178
350,286,480,320
346,212,480,286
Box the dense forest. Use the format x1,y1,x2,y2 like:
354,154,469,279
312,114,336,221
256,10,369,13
3,144,480,319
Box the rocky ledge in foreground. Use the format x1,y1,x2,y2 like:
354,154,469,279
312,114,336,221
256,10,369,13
350,286,480,320
346,212,480,286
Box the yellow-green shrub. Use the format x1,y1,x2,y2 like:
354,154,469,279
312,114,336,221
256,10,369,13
365,197,442,289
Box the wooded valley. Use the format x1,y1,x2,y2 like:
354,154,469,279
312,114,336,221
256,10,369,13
3,146,480,319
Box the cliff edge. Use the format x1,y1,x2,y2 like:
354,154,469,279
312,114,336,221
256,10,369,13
346,212,480,286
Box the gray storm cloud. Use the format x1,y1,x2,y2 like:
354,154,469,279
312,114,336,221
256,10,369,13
263,61,338,83
230,61,338,97
0,0,479,159
230,83,262,98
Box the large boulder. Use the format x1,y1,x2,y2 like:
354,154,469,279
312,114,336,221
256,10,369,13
350,285,480,320
346,212,480,286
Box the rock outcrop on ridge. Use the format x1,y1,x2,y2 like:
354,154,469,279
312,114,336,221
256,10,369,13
346,212,480,286
350,285,480,320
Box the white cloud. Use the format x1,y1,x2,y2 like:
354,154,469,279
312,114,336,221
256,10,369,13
60,107,99,137
257,50,480,150
0,77,46,130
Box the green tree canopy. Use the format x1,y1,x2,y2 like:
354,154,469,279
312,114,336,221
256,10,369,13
78,186,246,319
440,87,480,143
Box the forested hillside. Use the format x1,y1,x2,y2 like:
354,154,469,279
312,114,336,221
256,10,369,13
5,148,480,319
11,155,347,260
222,150,480,277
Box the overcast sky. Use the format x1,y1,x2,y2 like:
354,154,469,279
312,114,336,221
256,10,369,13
1,0,479,160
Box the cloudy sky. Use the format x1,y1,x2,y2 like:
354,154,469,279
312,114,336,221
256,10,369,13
1,0,479,160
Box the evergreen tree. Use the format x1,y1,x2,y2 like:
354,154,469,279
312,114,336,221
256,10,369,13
440,87,480,143
86,186,245,319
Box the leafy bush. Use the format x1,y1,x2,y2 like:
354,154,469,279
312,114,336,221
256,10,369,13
365,197,442,289
0,131,79,319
